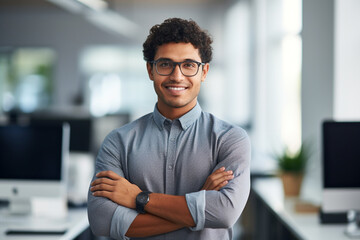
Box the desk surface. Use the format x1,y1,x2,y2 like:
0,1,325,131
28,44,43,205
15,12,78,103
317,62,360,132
0,208,88,240
252,178,351,240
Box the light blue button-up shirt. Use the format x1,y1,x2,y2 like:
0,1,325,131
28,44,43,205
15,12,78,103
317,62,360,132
87,103,251,240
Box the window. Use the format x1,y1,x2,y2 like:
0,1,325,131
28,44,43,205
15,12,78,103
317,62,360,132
251,0,302,158
80,46,154,118
201,0,251,127
0,47,56,113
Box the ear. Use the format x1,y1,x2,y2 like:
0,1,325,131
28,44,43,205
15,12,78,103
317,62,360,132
147,62,154,81
200,63,210,82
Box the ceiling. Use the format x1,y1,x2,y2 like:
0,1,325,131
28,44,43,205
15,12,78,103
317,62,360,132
0,0,222,10
0,0,236,39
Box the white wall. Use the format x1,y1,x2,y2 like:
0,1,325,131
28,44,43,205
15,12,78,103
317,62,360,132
251,0,284,156
334,0,360,120
301,0,334,201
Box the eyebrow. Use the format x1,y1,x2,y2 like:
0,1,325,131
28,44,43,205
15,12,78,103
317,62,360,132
155,58,200,62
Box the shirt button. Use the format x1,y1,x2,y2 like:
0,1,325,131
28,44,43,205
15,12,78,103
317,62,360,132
168,165,173,170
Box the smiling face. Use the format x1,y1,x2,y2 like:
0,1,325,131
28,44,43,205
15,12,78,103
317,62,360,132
147,42,209,120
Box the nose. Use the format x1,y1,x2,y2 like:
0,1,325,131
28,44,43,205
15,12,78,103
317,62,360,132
170,64,184,80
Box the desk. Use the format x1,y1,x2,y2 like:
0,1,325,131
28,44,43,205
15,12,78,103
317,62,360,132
251,178,351,240
0,207,89,240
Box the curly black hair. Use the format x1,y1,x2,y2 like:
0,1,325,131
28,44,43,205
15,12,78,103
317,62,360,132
143,18,213,63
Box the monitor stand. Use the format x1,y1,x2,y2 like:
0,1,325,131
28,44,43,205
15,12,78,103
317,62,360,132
0,197,69,234
4,196,68,218
9,198,31,215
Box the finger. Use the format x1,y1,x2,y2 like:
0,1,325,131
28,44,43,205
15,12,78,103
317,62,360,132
207,174,234,190
201,168,233,190
213,180,229,191
202,182,210,190
91,177,115,187
212,167,232,176
92,190,113,199
208,170,233,183
202,174,231,190
213,167,226,174
90,183,115,192
95,170,122,180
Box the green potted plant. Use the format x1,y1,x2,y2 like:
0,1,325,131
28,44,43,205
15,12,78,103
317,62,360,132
275,143,309,197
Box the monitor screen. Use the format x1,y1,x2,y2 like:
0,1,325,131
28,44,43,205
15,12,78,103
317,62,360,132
0,123,70,215
0,125,64,180
322,121,360,214
30,117,92,152
323,121,360,188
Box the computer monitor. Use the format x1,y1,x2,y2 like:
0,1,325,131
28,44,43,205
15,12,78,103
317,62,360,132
0,123,70,215
30,117,92,152
322,121,360,215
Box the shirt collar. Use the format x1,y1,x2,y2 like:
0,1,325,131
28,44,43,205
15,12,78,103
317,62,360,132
153,103,202,131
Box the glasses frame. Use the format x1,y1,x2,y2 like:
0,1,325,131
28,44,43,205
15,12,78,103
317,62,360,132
151,59,206,77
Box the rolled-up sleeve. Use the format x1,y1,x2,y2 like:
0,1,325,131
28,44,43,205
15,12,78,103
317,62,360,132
185,190,206,231
87,131,138,239
110,206,138,240
186,128,251,230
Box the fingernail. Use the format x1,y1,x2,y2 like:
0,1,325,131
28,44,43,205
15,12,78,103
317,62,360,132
220,167,225,170
227,170,233,174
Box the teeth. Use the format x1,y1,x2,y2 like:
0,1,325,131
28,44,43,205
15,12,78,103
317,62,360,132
167,87,185,90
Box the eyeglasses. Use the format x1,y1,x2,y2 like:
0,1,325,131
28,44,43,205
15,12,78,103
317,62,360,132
151,59,205,77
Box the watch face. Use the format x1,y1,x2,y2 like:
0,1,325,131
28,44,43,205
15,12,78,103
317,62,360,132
138,192,149,204
136,191,151,213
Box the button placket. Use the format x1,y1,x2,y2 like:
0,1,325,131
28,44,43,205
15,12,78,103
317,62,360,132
165,121,180,194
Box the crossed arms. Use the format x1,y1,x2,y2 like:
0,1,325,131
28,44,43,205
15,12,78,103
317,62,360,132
90,167,234,238
87,128,251,239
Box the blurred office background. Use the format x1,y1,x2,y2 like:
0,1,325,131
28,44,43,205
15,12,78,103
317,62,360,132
0,0,359,239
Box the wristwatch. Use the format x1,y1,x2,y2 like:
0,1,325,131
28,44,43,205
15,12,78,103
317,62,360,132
136,191,152,214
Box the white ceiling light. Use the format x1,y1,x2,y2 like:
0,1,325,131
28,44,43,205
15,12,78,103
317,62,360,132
85,10,139,37
76,0,108,11
47,0,139,38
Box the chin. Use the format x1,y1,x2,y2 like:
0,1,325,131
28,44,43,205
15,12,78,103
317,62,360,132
160,96,197,110
167,102,188,108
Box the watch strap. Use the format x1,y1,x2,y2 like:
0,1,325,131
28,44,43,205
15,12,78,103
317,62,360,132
136,191,152,214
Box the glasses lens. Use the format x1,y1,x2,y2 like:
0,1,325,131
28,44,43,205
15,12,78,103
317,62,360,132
180,61,199,76
156,60,174,75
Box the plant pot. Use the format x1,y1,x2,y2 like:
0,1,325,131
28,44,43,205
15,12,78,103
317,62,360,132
280,172,303,197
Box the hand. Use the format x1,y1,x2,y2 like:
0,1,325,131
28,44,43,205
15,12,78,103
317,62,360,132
90,170,141,209
201,167,234,191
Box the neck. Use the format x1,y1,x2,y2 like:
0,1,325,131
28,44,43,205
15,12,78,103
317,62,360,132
157,102,197,120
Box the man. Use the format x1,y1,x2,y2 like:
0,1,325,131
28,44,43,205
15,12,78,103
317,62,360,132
88,18,250,240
